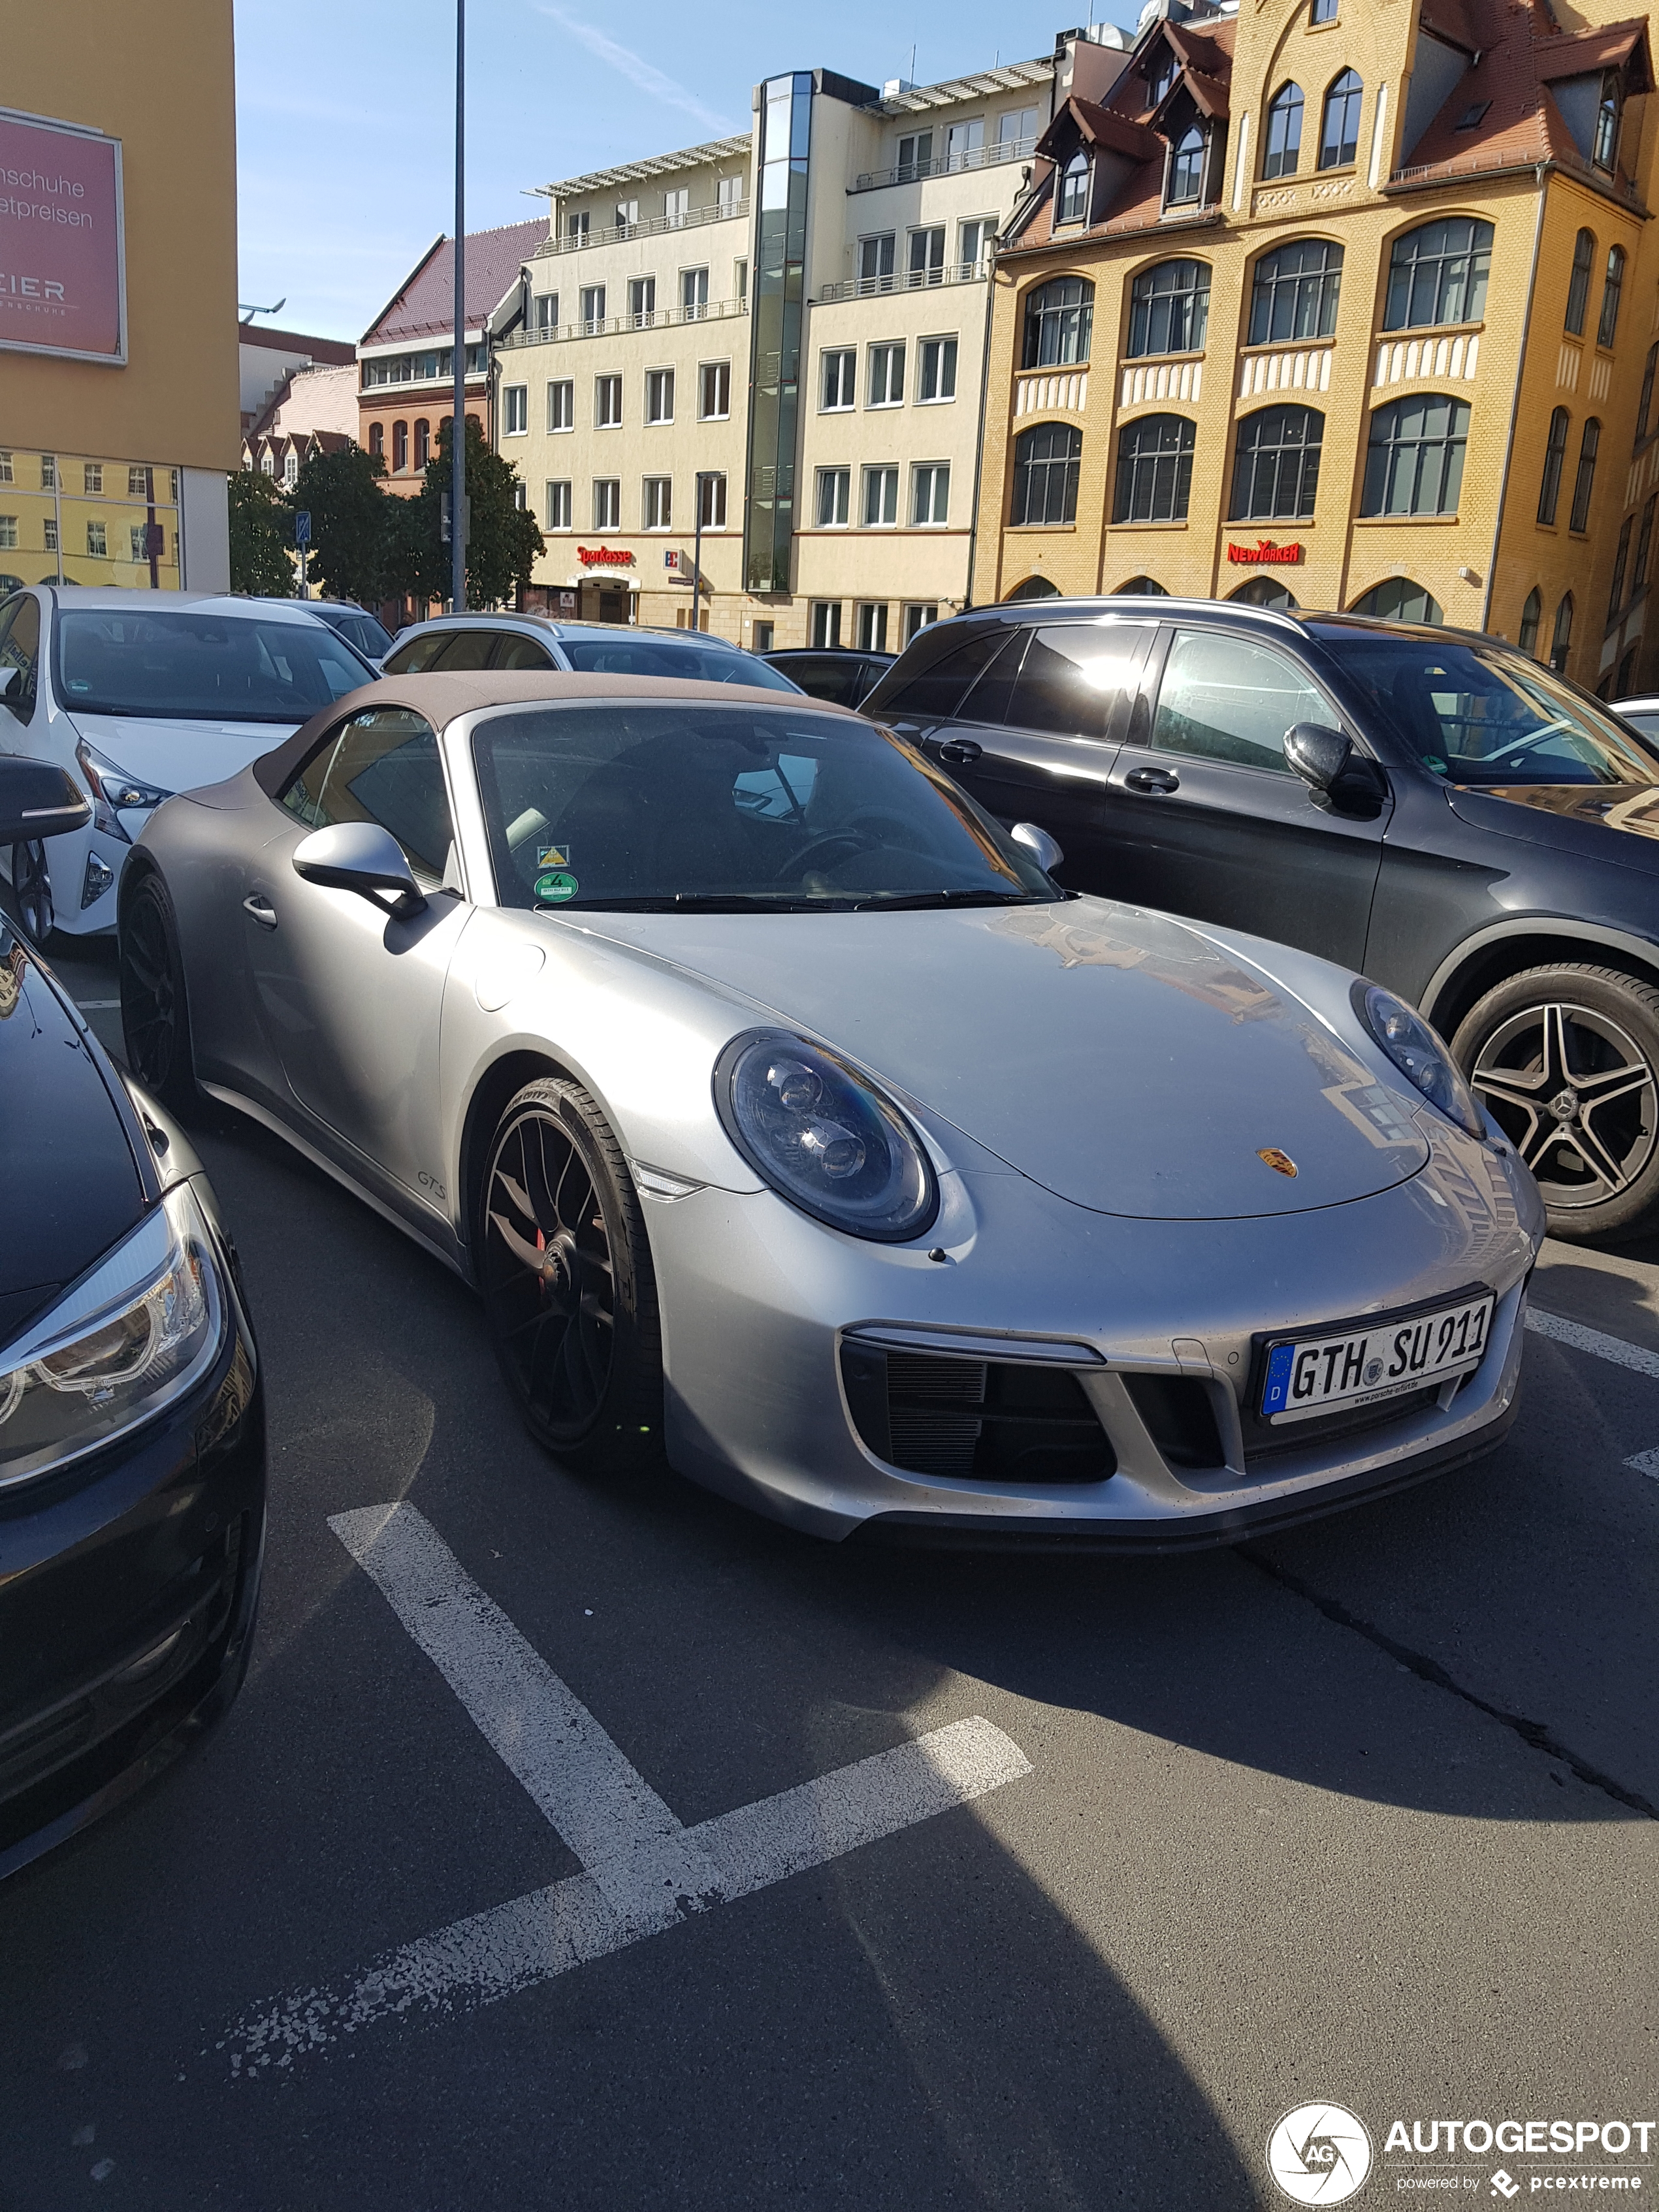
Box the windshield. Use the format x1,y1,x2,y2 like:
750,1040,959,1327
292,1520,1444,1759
472,703,1058,912
1329,633,1659,786
556,635,801,691
325,610,393,658
55,609,373,724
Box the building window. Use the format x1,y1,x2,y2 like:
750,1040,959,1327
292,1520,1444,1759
127,464,148,497
961,217,994,268
816,468,850,526
546,481,572,530
1263,83,1304,178
918,336,958,401
1167,126,1206,204
1248,240,1343,345
593,479,620,530
129,523,148,561
1636,345,1658,445
867,342,905,407
681,267,709,317
697,473,726,528
568,210,590,243
912,462,950,525
615,198,639,231
86,521,108,558
903,603,939,644
821,349,856,410
666,187,690,228
1518,588,1542,656
534,293,558,335
1598,245,1626,348
699,361,730,419
856,603,890,652
414,419,430,468
40,455,56,489
858,234,896,289
513,484,526,512
0,517,16,550
897,129,933,180
643,477,672,530
1230,576,1298,610
718,174,743,212
862,466,899,526
1057,151,1091,224
734,259,748,302
393,421,408,472
628,276,656,324
1127,259,1210,357
1142,49,1177,107
1594,71,1622,172
909,227,946,282
83,462,103,494
1014,423,1084,524
1609,514,1634,618
1360,394,1468,516
260,452,276,475
1112,413,1195,522
1319,71,1362,168
810,601,842,647
504,386,528,435
580,284,605,328
1538,407,1570,523
752,620,774,652
1566,230,1595,335
549,379,574,432
1551,592,1574,671
1229,405,1324,521
1635,495,1657,593
0,453,12,484
1022,276,1093,368
946,118,984,168
1383,218,1492,330
43,518,58,553
368,423,385,460
645,368,675,425
1570,417,1600,532
1351,577,1443,623
1311,0,1338,20
596,375,622,428
283,452,299,488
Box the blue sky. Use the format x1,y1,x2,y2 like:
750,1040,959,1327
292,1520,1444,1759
234,1,1131,341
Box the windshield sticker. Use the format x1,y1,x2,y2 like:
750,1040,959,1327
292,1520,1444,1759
534,869,579,905
536,844,571,868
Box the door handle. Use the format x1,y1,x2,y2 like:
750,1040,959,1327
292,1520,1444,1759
243,894,278,930
1123,765,1180,795
938,737,984,766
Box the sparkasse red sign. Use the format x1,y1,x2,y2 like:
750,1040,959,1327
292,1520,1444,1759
577,545,635,568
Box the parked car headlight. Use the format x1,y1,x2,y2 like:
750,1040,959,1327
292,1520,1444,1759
717,1031,938,1242
74,738,172,843
1353,982,1487,1140
0,1182,226,1490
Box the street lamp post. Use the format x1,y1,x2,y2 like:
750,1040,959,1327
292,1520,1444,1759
451,0,466,613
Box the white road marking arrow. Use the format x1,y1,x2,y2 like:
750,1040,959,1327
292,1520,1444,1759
220,1503,1031,2075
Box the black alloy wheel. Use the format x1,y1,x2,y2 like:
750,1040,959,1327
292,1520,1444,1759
479,1076,663,1477
9,839,52,946
1453,963,1659,1240
118,871,199,1113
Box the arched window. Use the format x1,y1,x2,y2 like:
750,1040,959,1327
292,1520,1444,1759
1538,407,1570,523
1551,592,1574,672
1518,587,1542,655
1142,47,1176,108
1127,260,1210,357
1005,574,1061,601
1570,417,1601,532
1229,576,1299,609
413,419,430,470
1168,126,1206,205
259,451,275,475
1248,239,1343,344
392,420,408,473
1116,575,1170,594
1011,424,1083,525
1594,71,1622,172
1383,218,1492,330
1057,150,1091,225
1319,71,1362,168
1597,245,1626,348
1230,405,1324,521
1609,514,1633,618
368,423,385,460
1361,394,1469,515
1566,229,1595,334
1350,577,1444,624
1112,413,1195,522
1022,277,1094,368
1263,83,1304,179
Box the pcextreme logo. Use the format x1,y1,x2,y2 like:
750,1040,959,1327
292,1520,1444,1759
1266,2108,1656,2202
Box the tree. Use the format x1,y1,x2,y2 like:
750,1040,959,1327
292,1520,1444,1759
289,444,398,608
228,468,294,597
391,415,543,611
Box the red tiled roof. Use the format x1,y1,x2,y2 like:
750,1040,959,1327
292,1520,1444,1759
1534,18,1649,85
362,217,548,348
1037,97,1163,165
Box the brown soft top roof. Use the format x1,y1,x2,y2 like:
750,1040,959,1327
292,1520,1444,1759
250,669,854,799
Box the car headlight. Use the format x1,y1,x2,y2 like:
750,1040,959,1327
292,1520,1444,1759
715,1031,939,1242
0,1181,226,1490
1353,982,1487,1140
74,738,172,844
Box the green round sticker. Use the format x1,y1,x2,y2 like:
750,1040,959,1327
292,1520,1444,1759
534,869,579,904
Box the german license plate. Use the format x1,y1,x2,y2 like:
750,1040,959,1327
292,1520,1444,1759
1259,1292,1494,1425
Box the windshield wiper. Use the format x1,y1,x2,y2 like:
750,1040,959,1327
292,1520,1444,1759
548,892,845,913
839,887,1040,912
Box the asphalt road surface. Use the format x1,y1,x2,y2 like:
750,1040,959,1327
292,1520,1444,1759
5,932,1655,2212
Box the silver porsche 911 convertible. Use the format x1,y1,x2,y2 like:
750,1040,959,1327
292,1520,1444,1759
119,670,1544,1546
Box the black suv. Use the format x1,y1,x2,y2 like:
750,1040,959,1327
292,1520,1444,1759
862,597,1659,1243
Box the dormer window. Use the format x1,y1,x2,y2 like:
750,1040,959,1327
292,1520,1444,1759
1143,48,1176,108
1167,125,1206,205
1594,71,1622,171
1058,150,1091,224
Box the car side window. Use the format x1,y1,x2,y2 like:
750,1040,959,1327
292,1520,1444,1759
381,631,449,676
492,635,557,670
875,629,1005,721
0,595,40,722
1150,630,1338,773
282,707,457,887
430,630,499,673
1003,624,1147,742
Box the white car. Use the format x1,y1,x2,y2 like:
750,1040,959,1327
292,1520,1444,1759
0,586,374,941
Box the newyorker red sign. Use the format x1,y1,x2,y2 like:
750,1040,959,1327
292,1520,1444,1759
577,545,635,568
0,111,125,364
1226,539,1303,566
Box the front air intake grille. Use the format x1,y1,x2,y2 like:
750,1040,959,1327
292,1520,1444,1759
841,1343,1115,1485
1119,1373,1228,1471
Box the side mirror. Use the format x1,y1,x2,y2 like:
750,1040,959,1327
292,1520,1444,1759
0,667,17,697
1010,820,1064,873
0,758,91,844
1284,722,1353,791
292,822,426,914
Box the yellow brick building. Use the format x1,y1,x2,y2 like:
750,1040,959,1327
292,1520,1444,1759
972,0,1658,697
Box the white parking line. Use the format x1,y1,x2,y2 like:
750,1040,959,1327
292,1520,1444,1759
1526,1306,1659,1481
221,1505,1030,2075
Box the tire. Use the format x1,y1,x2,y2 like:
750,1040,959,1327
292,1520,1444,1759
10,838,52,946
477,1076,664,1477
1451,963,1659,1241
118,870,201,1113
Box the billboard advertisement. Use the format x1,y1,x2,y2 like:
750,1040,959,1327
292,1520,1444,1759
0,107,125,364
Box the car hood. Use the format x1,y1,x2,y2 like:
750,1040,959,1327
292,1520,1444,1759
0,929,146,1343
578,899,1431,1219
64,709,304,797
1445,780,1659,878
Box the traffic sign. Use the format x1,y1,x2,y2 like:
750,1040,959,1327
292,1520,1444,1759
294,510,311,546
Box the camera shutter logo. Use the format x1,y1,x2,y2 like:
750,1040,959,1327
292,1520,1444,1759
1266,2103,1374,2204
